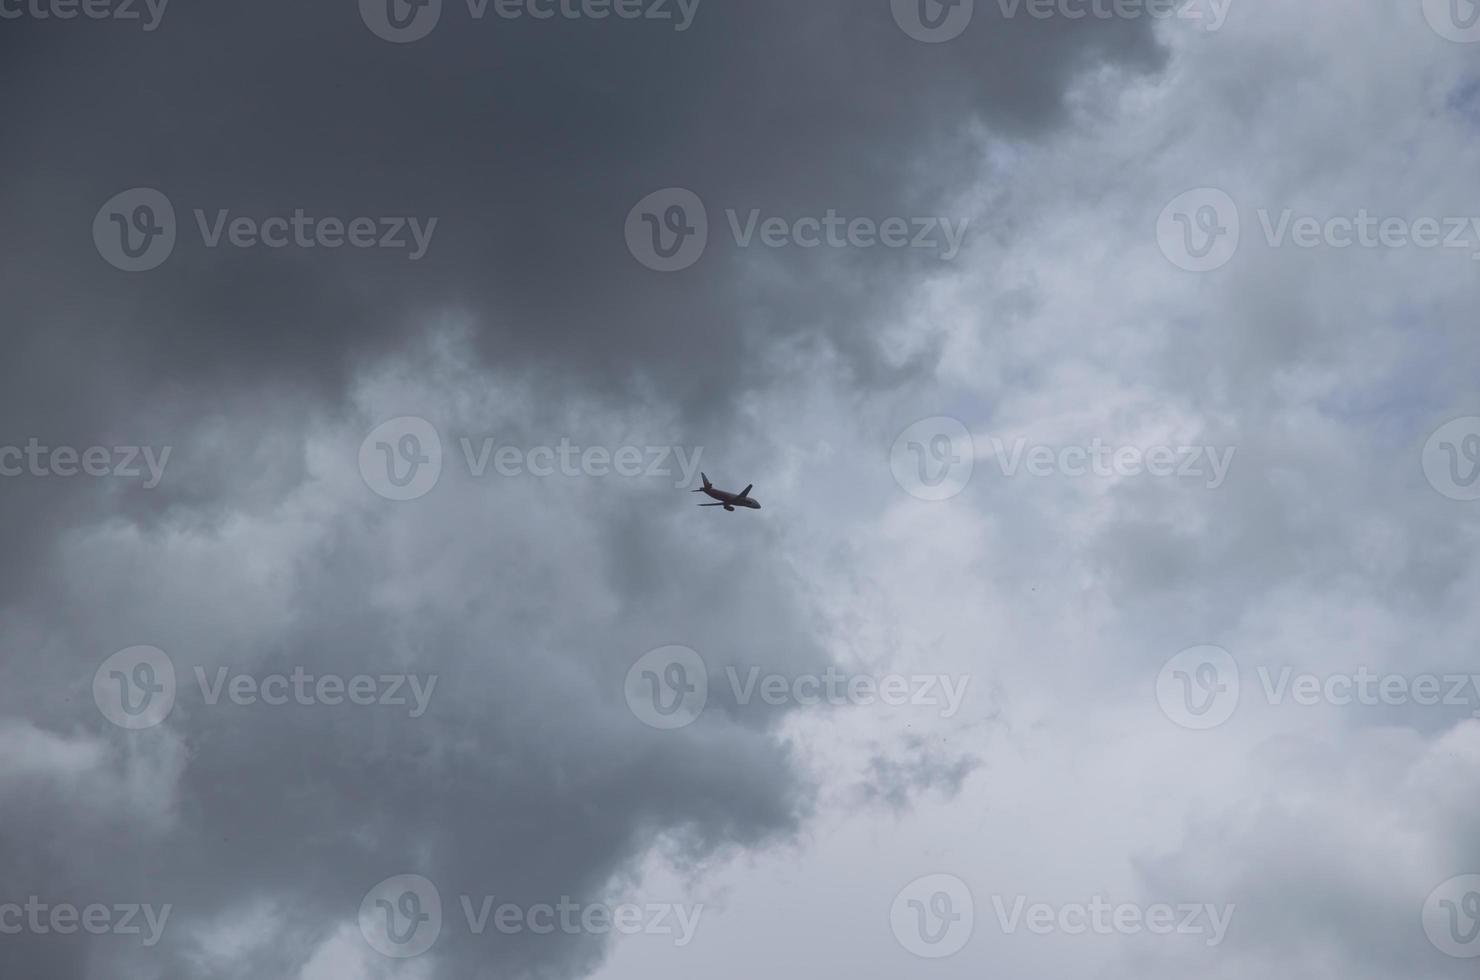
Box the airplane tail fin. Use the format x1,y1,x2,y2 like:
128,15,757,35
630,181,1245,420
692,472,712,492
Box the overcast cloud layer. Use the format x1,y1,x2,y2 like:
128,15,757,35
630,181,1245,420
2,2,1479,979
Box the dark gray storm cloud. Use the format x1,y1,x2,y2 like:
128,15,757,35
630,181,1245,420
0,4,1167,978
3,0,1164,398
0,0,1164,603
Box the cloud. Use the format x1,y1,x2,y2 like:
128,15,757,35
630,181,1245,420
6,1,1478,979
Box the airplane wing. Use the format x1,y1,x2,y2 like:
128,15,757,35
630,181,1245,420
737,484,753,500
699,502,728,507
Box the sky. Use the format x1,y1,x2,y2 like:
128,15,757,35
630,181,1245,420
2,1,1480,978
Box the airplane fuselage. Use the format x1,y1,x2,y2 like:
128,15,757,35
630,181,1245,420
701,486,761,510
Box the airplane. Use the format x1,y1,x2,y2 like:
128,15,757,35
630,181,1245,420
693,473,761,511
